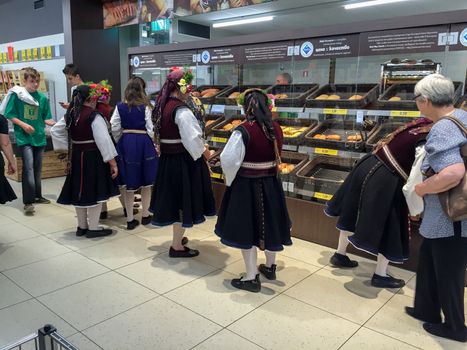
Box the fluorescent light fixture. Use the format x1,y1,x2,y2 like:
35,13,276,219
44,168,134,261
344,0,409,10
213,16,274,28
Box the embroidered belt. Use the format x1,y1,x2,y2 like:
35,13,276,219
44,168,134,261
382,145,408,180
72,139,95,144
241,161,276,170
160,139,182,144
122,129,147,134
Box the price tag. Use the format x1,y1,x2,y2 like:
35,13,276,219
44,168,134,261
2,52,7,63
33,48,38,60
283,144,298,152
14,50,18,62
288,182,295,193
211,104,225,114
356,110,364,124
26,49,32,61
46,46,52,59
323,108,348,115
40,47,46,59
282,182,288,192
313,192,333,201
211,172,223,179
271,106,278,112
0,54,2,64
210,136,228,143
315,147,339,156
390,110,420,118
298,146,312,154
21,49,26,61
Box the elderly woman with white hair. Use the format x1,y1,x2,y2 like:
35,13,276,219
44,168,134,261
404,74,467,343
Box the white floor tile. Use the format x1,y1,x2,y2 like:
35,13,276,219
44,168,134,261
0,299,76,348
4,252,109,297
84,297,221,350
281,238,335,267
229,294,359,350
0,222,39,243
0,236,71,272
47,227,130,251
67,332,103,350
190,235,243,269
0,274,31,309
38,271,157,331
340,327,419,350
117,254,218,294
20,212,77,234
192,329,263,350
136,225,213,248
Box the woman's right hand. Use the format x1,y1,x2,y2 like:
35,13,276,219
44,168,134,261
7,162,16,175
110,164,118,179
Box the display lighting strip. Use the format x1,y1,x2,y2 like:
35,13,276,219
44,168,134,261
344,0,410,10
212,16,275,28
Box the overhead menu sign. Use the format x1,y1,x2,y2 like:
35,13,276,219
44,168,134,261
240,41,295,64
447,23,467,51
359,25,449,55
160,50,197,67
196,47,241,65
294,34,359,60
130,53,160,68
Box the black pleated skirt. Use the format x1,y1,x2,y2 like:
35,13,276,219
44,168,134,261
57,149,120,207
215,175,292,252
0,157,17,204
150,152,216,228
325,154,409,263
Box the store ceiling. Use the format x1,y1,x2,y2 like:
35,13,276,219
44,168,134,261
180,0,467,37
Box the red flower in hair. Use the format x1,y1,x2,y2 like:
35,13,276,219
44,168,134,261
170,66,181,72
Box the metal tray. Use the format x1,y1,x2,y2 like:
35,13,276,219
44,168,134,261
365,121,405,151
192,85,233,104
267,84,319,107
278,118,317,146
204,115,225,136
306,84,379,109
211,116,245,139
215,85,273,105
279,151,309,197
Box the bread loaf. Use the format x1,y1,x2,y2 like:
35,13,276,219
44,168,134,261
315,94,329,100
327,94,341,100
389,96,401,101
228,91,240,99
348,95,363,100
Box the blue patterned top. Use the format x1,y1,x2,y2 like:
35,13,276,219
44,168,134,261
420,108,467,239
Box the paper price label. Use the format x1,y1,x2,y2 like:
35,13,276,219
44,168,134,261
14,51,18,62
26,49,32,61
315,147,339,156
33,48,38,60
282,182,288,192
390,110,420,118
46,46,52,59
21,50,26,61
0,54,2,64
313,192,333,201
211,172,223,179
323,108,348,115
211,104,225,114
40,47,46,59
210,136,228,143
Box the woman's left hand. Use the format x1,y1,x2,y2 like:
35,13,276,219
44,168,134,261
415,184,425,197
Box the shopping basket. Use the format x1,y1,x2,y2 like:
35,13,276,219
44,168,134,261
0,324,78,350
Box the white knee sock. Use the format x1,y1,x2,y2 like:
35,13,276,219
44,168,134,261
101,201,108,212
87,203,103,230
337,230,353,255
75,207,88,229
172,223,185,250
375,253,389,277
125,191,135,222
264,250,276,267
241,247,258,281
141,186,152,217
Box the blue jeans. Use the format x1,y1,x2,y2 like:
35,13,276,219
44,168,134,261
19,145,44,205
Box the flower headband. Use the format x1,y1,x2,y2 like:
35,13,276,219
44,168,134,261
170,66,194,94
86,80,112,102
236,88,275,111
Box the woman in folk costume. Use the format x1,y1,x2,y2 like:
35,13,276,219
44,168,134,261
51,83,120,238
111,78,158,230
325,117,432,288
150,68,215,258
215,89,292,293
0,113,17,204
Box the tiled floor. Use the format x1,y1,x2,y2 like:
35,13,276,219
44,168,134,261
0,177,465,350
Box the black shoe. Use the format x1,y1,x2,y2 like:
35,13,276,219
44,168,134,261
127,219,139,230
330,253,358,268
169,246,199,258
86,228,113,238
231,274,261,293
100,211,108,220
423,323,467,343
141,215,152,225
259,264,277,280
34,197,51,204
371,273,405,288
405,307,441,324
76,227,88,237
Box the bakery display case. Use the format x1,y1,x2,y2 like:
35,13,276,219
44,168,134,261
128,14,467,270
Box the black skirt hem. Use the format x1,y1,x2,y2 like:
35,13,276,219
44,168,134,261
151,213,216,228
215,229,292,252
57,194,119,207
348,236,408,264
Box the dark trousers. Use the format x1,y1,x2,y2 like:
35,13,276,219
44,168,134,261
414,222,467,331
20,145,44,205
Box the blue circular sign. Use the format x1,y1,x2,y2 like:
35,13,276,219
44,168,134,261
460,28,467,47
133,56,140,68
201,50,211,64
300,41,314,58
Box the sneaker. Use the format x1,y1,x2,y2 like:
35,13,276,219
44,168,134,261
127,219,139,230
76,227,88,237
24,204,35,214
371,273,405,288
405,307,441,324
330,252,358,268
258,264,277,280
231,274,261,293
169,246,199,258
100,211,108,220
86,228,113,238
141,215,152,225
35,197,51,204
423,323,467,343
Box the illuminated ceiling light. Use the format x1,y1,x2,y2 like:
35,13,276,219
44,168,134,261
344,0,410,10
212,16,274,28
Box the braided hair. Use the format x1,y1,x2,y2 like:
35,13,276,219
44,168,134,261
65,85,91,129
